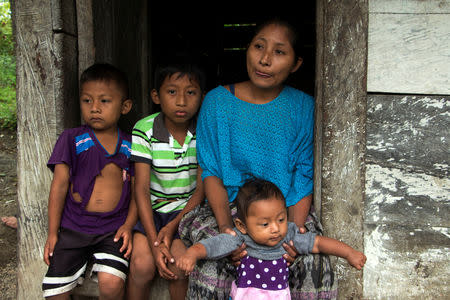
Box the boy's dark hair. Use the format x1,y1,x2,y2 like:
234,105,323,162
80,63,129,99
153,54,206,93
235,177,286,222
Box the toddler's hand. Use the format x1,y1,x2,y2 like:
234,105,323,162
346,249,367,270
176,252,197,276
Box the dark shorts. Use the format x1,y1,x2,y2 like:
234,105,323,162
42,227,128,297
134,210,181,239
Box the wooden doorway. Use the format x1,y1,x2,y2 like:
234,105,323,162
148,6,317,108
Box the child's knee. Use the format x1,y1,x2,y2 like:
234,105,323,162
130,254,156,280
97,272,124,298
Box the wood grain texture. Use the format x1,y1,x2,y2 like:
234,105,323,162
367,13,450,94
13,0,79,298
366,95,449,177
365,94,449,299
316,1,368,298
370,0,450,13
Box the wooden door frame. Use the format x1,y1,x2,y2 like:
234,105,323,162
315,1,368,298
13,1,368,298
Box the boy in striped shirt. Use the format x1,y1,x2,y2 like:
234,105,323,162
127,58,206,300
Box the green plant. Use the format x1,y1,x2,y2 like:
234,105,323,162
0,0,16,129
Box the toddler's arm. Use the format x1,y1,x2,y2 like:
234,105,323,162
312,236,367,270
176,243,208,275
177,232,241,275
44,163,70,265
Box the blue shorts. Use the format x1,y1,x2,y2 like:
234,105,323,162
42,227,128,297
134,210,181,239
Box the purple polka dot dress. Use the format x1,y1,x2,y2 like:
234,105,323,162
230,255,291,299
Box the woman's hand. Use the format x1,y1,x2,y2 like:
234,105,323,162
282,240,299,266
221,227,247,266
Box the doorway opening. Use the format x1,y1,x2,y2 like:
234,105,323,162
148,7,316,109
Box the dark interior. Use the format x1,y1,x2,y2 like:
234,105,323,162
149,7,316,96
92,3,316,131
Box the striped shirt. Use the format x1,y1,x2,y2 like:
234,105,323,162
131,112,198,213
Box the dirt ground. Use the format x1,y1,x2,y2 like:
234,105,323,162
0,128,18,300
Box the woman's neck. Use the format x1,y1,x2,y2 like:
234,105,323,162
236,81,283,104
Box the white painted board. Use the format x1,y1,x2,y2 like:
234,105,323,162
370,0,450,14
367,13,450,95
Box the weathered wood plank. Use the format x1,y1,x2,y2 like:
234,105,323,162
364,223,450,299
365,164,449,227
92,0,150,132
316,1,368,298
366,95,450,177
367,13,450,94
13,0,79,298
76,0,95,80
365,92,449,299
50,0,77,35
369,0,450,14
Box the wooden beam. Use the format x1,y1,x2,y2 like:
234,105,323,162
12,0,78,298
316,1,368,298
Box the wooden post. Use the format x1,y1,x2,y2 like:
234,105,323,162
12,0,78,298
315,1,368,298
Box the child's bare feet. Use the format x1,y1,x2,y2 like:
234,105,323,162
1,216,17,229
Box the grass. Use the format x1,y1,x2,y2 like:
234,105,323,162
0,85,16,129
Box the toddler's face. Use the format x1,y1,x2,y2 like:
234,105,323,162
80,80,130,132
241,197,288,247
152,73,202,131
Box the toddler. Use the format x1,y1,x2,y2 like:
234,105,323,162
177,178,366,300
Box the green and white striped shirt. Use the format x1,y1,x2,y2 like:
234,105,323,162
131,112,198,213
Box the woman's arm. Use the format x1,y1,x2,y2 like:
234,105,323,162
288,194,312,233
204,175,233,233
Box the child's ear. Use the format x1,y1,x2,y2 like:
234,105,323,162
151,89,160,105
121,99,132,115
234,218,247,235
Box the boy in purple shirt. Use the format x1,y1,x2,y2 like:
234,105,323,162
42,64,137,299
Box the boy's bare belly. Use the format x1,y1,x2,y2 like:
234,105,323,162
72,163,123,213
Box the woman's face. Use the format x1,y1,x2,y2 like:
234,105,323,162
246,23,302,90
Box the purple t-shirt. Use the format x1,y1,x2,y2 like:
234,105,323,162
47,125,134,234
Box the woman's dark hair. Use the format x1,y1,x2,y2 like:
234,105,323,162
252,17,304,60
153,54,206,93
80,63,129,99
235,177,286,222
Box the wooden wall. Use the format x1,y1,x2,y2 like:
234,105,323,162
91,0,150,132
315,1,368,298
364,1,450,298
12,0,79,298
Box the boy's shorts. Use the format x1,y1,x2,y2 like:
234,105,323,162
42,227,128,298
134,210,181,239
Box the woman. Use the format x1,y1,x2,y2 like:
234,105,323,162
180,18,337,299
